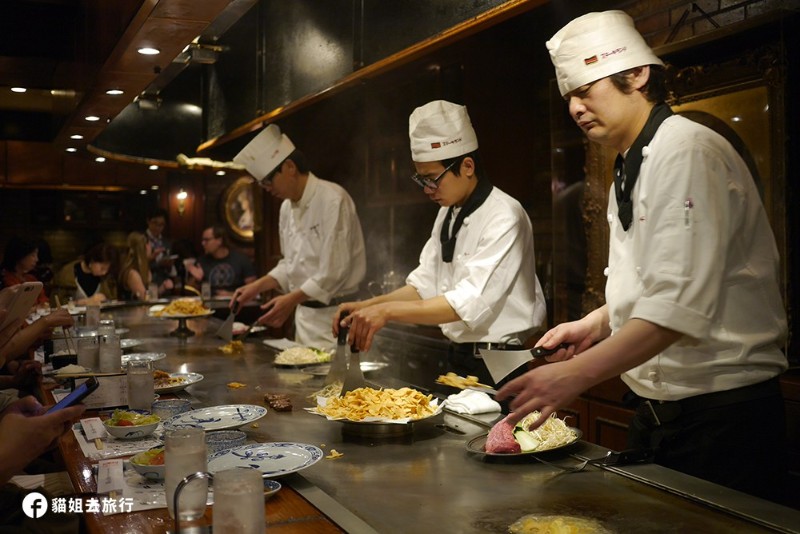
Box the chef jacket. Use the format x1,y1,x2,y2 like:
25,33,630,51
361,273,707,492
606,115,788,401
407,186,546,344
268,173,366,345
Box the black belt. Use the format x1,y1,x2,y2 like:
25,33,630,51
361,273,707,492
635,376,781,427
450,341,518,358
300,295,356,309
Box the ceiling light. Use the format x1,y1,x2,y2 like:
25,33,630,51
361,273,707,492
85,115,100,122
138,47,160,55
140,190,147,195
216,170,226,176
95,157,106,163
65,148,77,153
70,134,83,140
10,87,27,93
151,185,159,190
149,165,159,170
106,89,124,96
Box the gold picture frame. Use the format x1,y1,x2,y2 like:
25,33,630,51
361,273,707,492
222,177,256,242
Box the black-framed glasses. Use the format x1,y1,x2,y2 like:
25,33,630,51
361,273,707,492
259,162,283,186
410,160,457,190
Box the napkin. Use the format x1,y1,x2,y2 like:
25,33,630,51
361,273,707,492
444,389,501,415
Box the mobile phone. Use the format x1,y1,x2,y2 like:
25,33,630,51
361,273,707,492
46,376,99,413
0,281,43,330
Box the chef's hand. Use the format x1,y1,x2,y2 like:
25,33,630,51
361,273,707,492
343,303,392,353
257,294,299,328
496,359,592,427
230,282,260,311
534,318,596,362
332,301,366,336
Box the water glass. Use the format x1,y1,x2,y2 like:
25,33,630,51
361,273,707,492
165,428,207,520
98,334,121,373
147,283,159,301
126,360,154,411
201,282,211,301
212,468,265,534
97,319,116,336
84,305,100,328
76,337,99,370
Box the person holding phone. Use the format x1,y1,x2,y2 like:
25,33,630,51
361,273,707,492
1,237,49,308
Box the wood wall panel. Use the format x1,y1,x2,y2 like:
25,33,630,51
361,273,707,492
6,141,62,184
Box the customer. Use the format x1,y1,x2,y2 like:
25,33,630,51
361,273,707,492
496,11,788,504
187,225,256,297
51,242,118,306
1,237,49,307
335,101,546,386
145,207,175,288
230,124,366,350
119,232,172,300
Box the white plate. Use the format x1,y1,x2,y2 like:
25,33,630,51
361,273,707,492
301,361,389,376
164,404,267,431
207,442,323,477
466,428,582,456
261,338,301,351
147,303,215,319
120,338,144,350
66,306,86,315
154,372,204,394
122,352,167,365
232,322,267,336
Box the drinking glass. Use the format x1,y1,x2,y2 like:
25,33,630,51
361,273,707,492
84,305,100,328
98,334,121,373
213,468,265,534
126,359,154,411
97,319,115,336
76,337,99,370
165,428,207,520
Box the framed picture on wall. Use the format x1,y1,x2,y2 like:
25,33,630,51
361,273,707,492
221,177,255,242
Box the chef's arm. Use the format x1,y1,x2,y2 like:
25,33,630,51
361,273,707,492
232,274,281,308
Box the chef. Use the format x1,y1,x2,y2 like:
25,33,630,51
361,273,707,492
336,100,546,387
231,124,366,350
497,11,789,503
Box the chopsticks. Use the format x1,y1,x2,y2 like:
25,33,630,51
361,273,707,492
54,296,77,356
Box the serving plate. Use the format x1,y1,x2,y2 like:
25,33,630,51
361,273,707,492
122,352,167,365
301,361,388,376
147,304,214,319
231,322,266,336
154,372,204,394
164,404,267,431
465,428,582,457
120,338,144,350
207,442,323,477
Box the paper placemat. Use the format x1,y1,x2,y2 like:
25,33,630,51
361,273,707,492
102,467,214,514
72,424,163,461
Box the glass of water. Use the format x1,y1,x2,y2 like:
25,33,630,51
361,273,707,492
126,359,154,412
165,428,207,520
77,337,99,371
213,468,265,534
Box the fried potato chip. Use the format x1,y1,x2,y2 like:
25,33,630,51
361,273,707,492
435,372,489,389
312,387,437,422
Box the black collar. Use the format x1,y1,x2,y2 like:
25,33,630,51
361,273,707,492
440,178,493,263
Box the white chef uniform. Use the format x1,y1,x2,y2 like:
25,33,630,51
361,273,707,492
605,115,788,400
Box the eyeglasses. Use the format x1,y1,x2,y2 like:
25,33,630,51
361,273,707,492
259,162,283,186
410,160,457,190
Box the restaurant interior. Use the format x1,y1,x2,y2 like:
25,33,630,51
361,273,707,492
1,0,799,527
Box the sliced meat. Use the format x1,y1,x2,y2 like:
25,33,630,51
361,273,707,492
485,417,520,454
265,393,293,412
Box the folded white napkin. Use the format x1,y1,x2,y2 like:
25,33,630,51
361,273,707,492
444,389,501,415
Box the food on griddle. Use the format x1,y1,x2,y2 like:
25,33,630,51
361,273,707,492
508,514,611,533
152,299,210,317
307,382,343,401
274,346,331,365
265,393,292,412
485,417,521,453
436,372,490,389
227,382,247,389
485,411,577,453
219,340,244,353
311,387,436,422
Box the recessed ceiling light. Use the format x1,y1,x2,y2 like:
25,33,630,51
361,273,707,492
65,148,77,153
70,134,84,140
216,170,226,176
106,89,124,96
85,115,100,122
95,157,106,163
137,47,160,56
149,165,159,170
140,190,147,195
10,87,27,93
151,185,159,190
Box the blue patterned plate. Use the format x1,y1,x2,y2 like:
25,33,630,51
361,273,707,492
163,404,267,431
207,442,323,477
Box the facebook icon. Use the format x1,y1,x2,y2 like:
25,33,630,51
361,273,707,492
22,492,48,519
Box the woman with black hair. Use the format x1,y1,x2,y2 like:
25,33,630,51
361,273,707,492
1,237,49,307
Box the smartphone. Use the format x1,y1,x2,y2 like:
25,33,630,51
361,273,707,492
46,376,99,413
0,281,43,330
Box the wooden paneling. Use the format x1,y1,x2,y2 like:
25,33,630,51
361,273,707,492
6,141,62,184
589,402,634,452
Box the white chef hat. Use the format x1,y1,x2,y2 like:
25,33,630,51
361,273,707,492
233,124,295,182
408,100,479,162
546,10,664,97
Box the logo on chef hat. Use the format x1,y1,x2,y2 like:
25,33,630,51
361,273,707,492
233,124,295,183
546,10,663,97
409,100,478,162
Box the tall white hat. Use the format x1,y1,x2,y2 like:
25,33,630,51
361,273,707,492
546,10,664,97
233,124,295,182
408,100,479,162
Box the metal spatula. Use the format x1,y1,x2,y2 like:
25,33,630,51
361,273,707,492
340,344,365,395
325,313,349,386
216,301,239,342
479,343,568,383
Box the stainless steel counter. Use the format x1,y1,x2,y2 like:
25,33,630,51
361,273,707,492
87,306,800,533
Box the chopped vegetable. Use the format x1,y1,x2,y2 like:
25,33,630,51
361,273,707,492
106,409,160,427
133,448,165,466
512,411,577,452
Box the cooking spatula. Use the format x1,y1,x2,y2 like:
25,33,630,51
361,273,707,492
340,344,365,395
216,300,240,342
325,312,349,386
479,343,569,383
